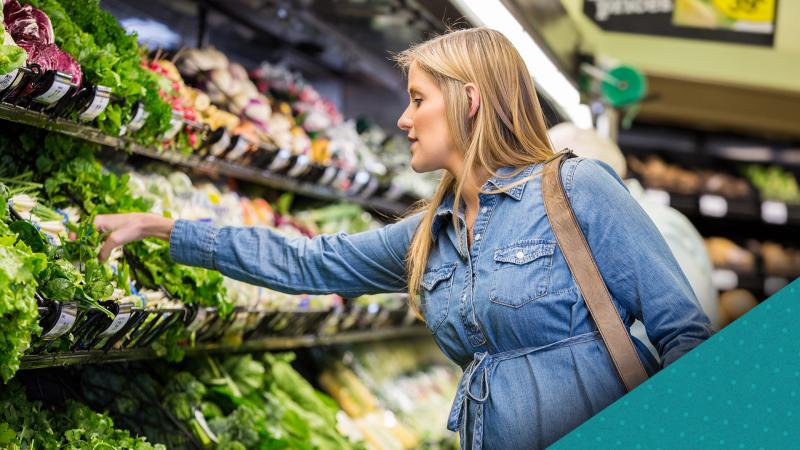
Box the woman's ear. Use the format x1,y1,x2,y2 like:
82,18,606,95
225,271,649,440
465,83,480,118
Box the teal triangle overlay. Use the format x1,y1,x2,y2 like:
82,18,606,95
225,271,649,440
551,277,800,449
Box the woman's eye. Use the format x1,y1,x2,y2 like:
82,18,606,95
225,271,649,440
413,98,423,106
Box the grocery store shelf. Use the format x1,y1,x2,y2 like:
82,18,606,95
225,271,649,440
0,102,415,216
19,325,430,370
640,187,800,227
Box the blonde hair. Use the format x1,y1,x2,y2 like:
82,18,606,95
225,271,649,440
395,27,556,318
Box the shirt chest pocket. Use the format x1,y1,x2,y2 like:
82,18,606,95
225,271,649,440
490,240,556,308
420,263,456,333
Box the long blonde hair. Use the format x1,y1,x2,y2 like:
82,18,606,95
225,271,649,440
395,27,555,317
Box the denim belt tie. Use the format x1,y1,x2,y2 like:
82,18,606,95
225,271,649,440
447,331,602,450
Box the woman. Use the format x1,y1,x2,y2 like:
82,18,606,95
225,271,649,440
96,28,712,449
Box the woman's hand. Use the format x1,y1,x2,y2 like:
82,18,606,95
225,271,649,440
94,213,175,261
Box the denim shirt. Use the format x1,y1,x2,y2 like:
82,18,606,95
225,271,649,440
170,157,713,449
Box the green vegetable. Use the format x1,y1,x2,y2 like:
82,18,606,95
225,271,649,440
742,164,800,204
0,381,166,449
0,9,27,75
0,224,47,383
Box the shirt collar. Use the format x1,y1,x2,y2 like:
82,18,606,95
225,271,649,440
430,164,538,239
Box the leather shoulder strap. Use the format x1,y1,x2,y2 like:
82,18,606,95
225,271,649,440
542,151,648,391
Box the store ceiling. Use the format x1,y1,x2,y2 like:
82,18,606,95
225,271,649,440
509,0,800,141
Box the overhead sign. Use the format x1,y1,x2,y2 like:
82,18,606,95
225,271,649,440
583,0,777,46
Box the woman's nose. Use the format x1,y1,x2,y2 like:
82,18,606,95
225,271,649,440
397,108,412,131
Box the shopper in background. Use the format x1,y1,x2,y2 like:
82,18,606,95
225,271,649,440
549,122,720,361
95,28,712,449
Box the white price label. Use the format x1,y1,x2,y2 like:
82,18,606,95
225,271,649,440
384,182,405,201
41,302,78,340
764,277,789,296
35,78,71,104
186,308,209,333
98,303,134,338
209,131,231,157
644,189,670,207
318,166,338,185
761,201,788,225
700,195,728,218
162,114,184,140
79,87,111,121
712,269,738,291
287,155,310,177
127,106,148,131
333,169,352,190
268,149,292,171
0,69,20,91
360,177,380,198
225,136,250,160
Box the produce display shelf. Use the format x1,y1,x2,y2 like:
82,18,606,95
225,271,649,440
19,325,430,370
0,102,414,216
641,186,800,227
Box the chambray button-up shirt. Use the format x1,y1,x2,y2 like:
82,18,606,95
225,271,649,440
170,157,713,449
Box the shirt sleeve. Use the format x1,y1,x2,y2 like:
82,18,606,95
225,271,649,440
169,214,421,297
563,157,714,368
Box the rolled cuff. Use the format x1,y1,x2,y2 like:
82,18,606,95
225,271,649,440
169,219,219,269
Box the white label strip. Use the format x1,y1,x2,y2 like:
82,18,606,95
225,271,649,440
384,182,405,201
360,177,380,198
98,303,134,338
224,136,250,160
644,189,670,207
268,149,292,171
41,302,78,340
699,195,728,218
0,69,20,91
209,131,231,157
761,201,788,225
79,88,111,121
35,78,71,104
127,106,148,131
712,269,738,291
186,308,209,333
287,155,310,177
318,166,338,185
162,116,184,140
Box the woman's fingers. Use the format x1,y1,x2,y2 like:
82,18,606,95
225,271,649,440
95,214,141,262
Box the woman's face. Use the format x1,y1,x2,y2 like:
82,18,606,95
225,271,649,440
397,62,456,173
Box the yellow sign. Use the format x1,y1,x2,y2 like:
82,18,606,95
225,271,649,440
712,0,776,23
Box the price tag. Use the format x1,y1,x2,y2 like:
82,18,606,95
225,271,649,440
349,171,370,194
127,104,149,131
224,135,250,160
41,302,78,340
209,130,231,157
761,201,788,225
287,154,310,177
34,73,72,105
186,308,209,333
162,111,184,140
0,69,20,91
712,269,738,291
268,149,292,171
360,177,380,198
764,277,788,296
79,86,112,121
318,165,338,185
384,182,405,201
644,189,670,207
78,86,111,121
333,169,353,190
98,303,134,338
700,195,728,218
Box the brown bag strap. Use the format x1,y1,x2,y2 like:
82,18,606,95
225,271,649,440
542,150,648,391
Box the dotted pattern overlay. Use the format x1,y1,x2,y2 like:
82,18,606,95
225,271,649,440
551,278,799,449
